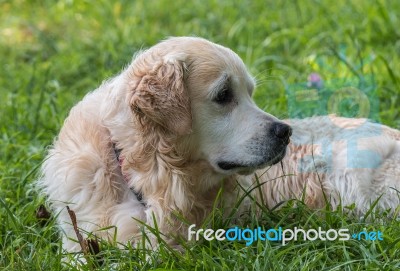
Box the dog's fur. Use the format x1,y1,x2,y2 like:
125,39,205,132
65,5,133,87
38,37,400,252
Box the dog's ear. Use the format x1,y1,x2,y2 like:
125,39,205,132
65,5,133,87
129,53,192,136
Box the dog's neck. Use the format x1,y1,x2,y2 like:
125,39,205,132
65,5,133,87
103,89,229,223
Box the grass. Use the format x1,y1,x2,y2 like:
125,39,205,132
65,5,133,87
1,0,400,270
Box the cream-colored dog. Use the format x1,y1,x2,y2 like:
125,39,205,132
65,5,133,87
39,37,400,252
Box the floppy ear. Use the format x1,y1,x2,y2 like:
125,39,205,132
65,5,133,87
129,54,192,135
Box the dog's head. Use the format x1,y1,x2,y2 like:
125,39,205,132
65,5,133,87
127,37,291,175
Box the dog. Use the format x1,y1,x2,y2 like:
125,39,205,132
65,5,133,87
38,37,400,253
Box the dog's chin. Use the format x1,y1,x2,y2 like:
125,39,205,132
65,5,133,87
215,148,287,176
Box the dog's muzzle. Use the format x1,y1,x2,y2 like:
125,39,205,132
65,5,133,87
217,122,292,172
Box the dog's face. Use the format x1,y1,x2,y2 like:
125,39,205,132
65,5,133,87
129,37,291,176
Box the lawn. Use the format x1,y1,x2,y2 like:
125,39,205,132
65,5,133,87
1,0,399,270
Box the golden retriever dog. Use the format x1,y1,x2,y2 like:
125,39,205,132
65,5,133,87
38,37,400,253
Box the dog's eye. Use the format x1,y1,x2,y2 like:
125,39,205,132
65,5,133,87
214,85,233,105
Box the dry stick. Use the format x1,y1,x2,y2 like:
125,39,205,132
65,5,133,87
67,205,95,270
66,206,102,268
66,206,89,254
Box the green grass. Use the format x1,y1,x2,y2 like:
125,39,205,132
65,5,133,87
1,0,400,270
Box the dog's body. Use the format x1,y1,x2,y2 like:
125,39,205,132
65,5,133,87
39,37,400,252
259,116,400,213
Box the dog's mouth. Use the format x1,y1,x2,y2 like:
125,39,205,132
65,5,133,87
217,161,246,171
216,148,287,174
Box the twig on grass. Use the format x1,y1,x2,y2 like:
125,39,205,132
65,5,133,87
66,206,88,255
66,206,102,267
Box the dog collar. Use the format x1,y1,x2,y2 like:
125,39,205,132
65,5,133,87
113,143,145,206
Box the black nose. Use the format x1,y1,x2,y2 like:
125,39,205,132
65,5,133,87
271,122,292,139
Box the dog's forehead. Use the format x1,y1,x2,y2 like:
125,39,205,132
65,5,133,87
159,37,248,72
183,42,253,88
154,37,254,94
